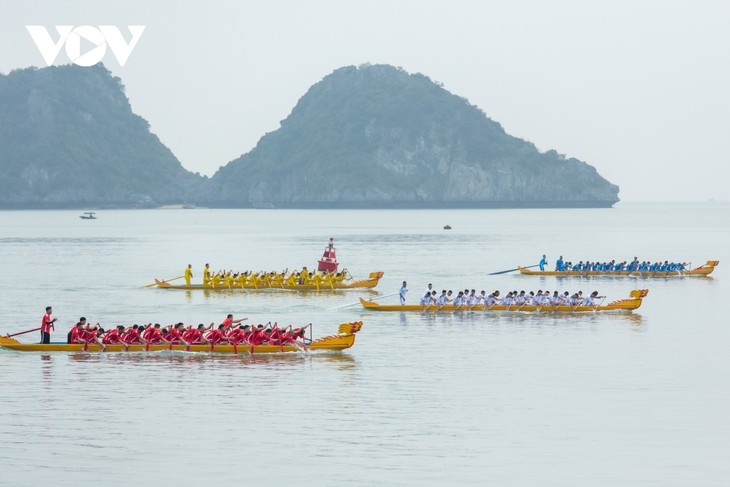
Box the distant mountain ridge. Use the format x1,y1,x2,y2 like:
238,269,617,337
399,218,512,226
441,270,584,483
0,64,202,208
0,63,619,209
206,64,619,208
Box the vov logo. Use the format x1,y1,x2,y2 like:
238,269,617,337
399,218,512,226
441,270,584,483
26,25,146,67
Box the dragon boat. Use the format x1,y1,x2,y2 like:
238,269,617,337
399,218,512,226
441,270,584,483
359,290,648,313
0,322,363,354
152,271,384,291
518,260,718,277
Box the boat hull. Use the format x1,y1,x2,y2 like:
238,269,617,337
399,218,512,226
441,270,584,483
0,322,362,354
518,261,718,277
359,290,648,312
154,272,383,291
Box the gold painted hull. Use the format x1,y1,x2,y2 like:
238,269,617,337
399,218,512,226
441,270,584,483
518,261,718,277
153,272,384,290
0,322,362,354
359,290,648,313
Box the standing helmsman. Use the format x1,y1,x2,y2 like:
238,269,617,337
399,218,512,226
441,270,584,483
41,306,57,344
399,281,408,305
203,263,211,286
184,264,194,286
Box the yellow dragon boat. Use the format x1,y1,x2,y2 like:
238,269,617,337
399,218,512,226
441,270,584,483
518,260,718,277
359,290,648,313
0,322,362,354
152,271,384,291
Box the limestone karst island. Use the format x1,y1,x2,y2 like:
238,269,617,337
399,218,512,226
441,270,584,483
0,63,619,209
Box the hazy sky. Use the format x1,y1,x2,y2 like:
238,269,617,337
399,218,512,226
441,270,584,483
2,0,729,201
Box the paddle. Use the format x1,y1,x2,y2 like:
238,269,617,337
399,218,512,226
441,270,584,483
327,291,400,311
488,264,539,276
142,275,184,288
4,327,42,338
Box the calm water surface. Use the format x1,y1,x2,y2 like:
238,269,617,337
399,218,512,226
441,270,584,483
0,204,728,486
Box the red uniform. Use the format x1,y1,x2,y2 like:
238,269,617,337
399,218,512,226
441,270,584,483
164,327,185,344
220,317,233,329
203,329,225,345
41,313,55,334
101,329,122,345
182,328,203,344
121,328,142,344
248,328,267,345
69,327,86,344
80,329,98,342
142,327,165,344
267,327,282,345
226,328,245,345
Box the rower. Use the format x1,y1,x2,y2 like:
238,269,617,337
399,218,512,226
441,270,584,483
203,324,227,345
583,291,605,307
68,318,87,344
101,325,125,345
164,323,190,346
120,324,144,345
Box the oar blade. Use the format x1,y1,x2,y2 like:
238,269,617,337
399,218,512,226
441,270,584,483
487,264,540,276
141,275,185,288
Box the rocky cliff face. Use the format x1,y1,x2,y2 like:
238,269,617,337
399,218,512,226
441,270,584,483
207,64,619,208
0,64,203,208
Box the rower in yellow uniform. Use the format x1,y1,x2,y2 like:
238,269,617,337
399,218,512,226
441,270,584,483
184,264,193,286
211,273,222,288
299,267,309,285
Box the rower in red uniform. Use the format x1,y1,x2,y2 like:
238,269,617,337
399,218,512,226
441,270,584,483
102,326,125,345
182,324,209,345
163,323,190,347
120,325,143,345
267,324,283,345
68,318,87,344
247,324,268,345
203,325,227,345
226,325,246,345
141,324,168,344
80,322,106,351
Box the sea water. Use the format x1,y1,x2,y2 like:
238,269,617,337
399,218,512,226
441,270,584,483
0,203,728,486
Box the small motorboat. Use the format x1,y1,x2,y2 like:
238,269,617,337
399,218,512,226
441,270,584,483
80,212,97,220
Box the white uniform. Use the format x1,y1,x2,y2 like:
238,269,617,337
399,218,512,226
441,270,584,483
399,285,408,304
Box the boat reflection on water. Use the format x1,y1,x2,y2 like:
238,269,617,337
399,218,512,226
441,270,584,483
392,311,646,328
64,349,356,368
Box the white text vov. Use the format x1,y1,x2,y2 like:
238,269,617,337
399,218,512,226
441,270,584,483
26,25,145,67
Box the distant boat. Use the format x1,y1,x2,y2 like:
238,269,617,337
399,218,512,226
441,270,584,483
80,212,97,220
443,225,452,230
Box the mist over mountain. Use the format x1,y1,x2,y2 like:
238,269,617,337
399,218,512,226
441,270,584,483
0,64,203,208
206,64,619,208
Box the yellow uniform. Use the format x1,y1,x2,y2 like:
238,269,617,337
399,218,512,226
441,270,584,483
184,266,193,286
203,265,211,286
